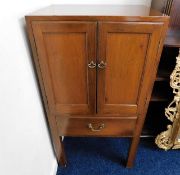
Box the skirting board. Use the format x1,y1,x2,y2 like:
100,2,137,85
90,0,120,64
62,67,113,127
51,159,58,175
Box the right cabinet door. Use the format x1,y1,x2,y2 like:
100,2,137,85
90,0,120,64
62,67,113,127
97,22,164,116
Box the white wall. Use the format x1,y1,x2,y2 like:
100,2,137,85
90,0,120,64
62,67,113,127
52,0,152,6
0,1,57,175
0,1,151,175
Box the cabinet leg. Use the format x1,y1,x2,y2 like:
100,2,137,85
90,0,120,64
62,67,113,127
46,114,67,167
126,136,140,168
59,136,67,167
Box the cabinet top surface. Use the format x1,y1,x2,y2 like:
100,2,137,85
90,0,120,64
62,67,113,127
27,4,162,17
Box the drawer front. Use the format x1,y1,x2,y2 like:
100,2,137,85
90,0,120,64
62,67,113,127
56,117,137,137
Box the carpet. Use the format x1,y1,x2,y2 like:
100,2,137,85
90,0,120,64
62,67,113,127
57,137,180,175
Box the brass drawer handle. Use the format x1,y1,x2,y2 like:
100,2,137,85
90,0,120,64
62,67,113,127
98,61,107,69
88,61,96,69
88,123,105,132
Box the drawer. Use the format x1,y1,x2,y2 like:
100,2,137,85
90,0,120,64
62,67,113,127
56,117,137,137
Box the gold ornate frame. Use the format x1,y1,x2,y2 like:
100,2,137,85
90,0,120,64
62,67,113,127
155,49,180,150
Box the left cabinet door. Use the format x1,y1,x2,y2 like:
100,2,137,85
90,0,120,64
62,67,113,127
32,21,97,115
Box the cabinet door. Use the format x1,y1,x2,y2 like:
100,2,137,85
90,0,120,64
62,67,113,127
32,21,97,115
98,22,163,116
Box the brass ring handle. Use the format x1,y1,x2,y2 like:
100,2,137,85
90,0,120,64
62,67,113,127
88,123,105,132
98,61,107,69
88,61,96,69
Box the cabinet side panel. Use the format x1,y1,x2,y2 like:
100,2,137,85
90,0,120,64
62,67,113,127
25,17,62,162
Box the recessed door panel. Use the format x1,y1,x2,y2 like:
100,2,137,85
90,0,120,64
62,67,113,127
98,22,163,116
105,33,149,104
44,33,87,104
32,21,97,115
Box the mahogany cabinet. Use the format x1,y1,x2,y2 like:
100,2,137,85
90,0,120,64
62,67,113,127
26,5,169,168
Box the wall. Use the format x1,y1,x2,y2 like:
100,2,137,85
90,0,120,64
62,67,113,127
0,1,57,175
52,0,152,6
151,0,167,12
0,1,151,175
